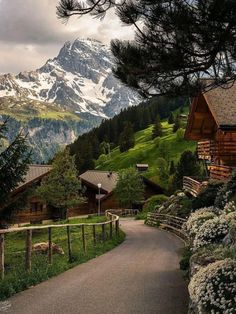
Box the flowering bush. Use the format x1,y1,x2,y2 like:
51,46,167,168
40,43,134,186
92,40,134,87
215,186,233,209
193,217,230,249
184,207,216,238
224,211,236,221
189,259,236,313
223,201,236,215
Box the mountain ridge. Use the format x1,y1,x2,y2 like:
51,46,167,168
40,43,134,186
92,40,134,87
0,38,141,162
0,38,140,119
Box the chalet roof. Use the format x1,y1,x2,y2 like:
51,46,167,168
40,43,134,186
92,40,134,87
16,164,52,191
79,170,118,193
136,164,149,168
204,84,236,128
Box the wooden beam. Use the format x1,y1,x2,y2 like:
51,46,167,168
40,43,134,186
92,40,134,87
82,225,86,253
194,112,213,119
48,227,52,264
25,229,32,272
93,225,96,246
67,226,72,262
0,234,4,280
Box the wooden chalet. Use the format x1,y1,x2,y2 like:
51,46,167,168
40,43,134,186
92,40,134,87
136,164,149,172
184,84,236,196
73,170,163,214
1,165,52,225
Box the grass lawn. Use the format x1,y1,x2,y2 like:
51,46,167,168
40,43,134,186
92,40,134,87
0,216,125,300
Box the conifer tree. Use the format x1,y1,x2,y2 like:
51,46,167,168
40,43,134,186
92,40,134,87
119,122,135,152
173,115,181,133
173,151,200,190
57,0,236,96
0,120,31,209
169,160,176,175
152,115,162,139
168,112,174,124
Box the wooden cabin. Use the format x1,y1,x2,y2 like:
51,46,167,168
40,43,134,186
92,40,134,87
0,165,52,225
71,170,163,215
136,164,149,172
70,170,119,216
184,84,236,196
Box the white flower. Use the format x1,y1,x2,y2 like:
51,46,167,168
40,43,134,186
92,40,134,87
184,207,216,238
193,217,230,249
189,259,236,313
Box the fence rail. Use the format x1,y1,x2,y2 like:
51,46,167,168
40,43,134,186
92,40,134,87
146,213,188,241
106,209,139,216
0,211,119,280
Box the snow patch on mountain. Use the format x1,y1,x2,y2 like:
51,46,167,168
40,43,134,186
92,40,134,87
0,38,141,119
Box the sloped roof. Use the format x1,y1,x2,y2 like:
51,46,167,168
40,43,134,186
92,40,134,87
204,84,236,128
79,170,118,193
16,164,52,191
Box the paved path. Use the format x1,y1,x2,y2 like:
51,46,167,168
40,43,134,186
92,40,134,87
2,219,188,314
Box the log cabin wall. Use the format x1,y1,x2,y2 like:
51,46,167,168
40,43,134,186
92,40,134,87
184,84,236,189
186,94,218,141
101,194,120,211
10,196,51,224
214,130,236,166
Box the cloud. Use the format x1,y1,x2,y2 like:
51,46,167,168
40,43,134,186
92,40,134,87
0,0,134,73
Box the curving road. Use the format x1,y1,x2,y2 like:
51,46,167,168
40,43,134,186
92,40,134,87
2,219,188,314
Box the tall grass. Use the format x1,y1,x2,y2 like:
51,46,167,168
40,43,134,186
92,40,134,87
0,216,125,300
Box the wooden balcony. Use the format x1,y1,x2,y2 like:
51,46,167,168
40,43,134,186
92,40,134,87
198,140,236,165
183,176,208,197
208,164,232,181
197,140,211,160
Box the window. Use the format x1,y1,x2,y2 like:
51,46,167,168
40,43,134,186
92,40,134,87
30,202,43,212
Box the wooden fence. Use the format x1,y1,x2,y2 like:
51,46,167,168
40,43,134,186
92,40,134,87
146,213,188,241
105,208,139,216
0,211,119,280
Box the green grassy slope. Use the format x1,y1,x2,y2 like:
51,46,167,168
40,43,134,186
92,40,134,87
0,96,81,121
96,120,196,187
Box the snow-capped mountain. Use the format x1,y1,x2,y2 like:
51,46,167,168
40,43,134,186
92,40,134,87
0,38,141,119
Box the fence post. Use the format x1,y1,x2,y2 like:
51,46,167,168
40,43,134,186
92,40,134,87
82,225,86,253
67,226,72,262
102,224,106,242
109,221,113,239
25,229,32,272
48,227,52,264
93,225,96,247
115,219,119,236
0,234,4,280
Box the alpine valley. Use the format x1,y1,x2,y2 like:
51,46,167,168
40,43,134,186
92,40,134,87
0,38,141,162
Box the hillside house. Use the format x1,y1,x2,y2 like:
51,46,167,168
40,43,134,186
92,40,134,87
0,165,52,225
184,84,236,196
1,166,164,225
72,170,163,215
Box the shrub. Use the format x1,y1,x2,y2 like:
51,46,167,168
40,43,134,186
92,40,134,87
215,171,236,209
179,246,191,271
176,128,185,141
177,197,193,218
143,195,168,212
97,154,107,164
223,201,236,214
192,181,223,211
184,207,216,238
193,216,230,249
189,259,236,313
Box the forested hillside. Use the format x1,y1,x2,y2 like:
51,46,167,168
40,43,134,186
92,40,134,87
96,119,196,190
69,96,187,173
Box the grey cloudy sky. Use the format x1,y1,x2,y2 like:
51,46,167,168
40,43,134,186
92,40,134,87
0,0,134,74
